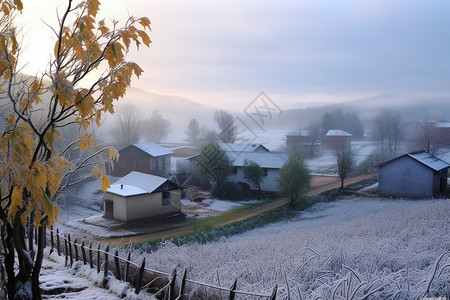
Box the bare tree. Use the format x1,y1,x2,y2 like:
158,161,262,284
373,111,403,159
336,147,356,189
110,104,144,149
411,118,445,155
143,110,171,143
214,109,236,143
185,118,200,143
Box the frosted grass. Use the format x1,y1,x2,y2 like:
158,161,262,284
126,197,450,299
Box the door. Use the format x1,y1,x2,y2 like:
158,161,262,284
105,200,113,219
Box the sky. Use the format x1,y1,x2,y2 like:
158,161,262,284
17,0,450,111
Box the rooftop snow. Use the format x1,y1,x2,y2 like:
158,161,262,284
218,142,269,152
133,142,173,157
106,171,167,196
226,151,288,169
325,129,352,137
407,151,450,171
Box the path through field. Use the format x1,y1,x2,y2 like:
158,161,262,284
101,173,376,246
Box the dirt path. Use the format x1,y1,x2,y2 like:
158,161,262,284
99,173,377,246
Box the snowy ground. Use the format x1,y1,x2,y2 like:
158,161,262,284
122,196,450,299
40,250,156,299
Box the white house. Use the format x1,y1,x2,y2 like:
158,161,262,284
227,151,288,192
103,171,182,222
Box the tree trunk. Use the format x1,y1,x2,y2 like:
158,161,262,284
340,178,344,189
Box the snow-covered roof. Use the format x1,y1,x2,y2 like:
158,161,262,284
226,151,288,169
326,130,352,137
218,142,269,152
132,142,173,157
379,151,450,172
407,151,450,171
437,121,450,128
106,171,168,196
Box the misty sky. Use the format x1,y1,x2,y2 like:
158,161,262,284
19,0,450,110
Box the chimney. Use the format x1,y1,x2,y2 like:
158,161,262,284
120,184,123,189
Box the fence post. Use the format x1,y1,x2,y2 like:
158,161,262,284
135,258,146,295
97,243,101,273
81,239,87,265
64,238,68,267
73,238,79,262
89,241,93,269
176,268,187,300
50,225,54,254
168,268,177,300
124,252,131,282
229,279,237,300
114,249,121,280
56,228,61,256
269,284,277,300
103,244,109,288
68,234,73,266
34,228,38,245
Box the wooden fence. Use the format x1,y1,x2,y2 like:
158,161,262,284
45,226,277,299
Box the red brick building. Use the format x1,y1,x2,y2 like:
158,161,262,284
110,142,172,178
325,130,352,150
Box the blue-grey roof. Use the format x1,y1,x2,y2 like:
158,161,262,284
218,142,269,153
226,151,288,169
107,171,167,196
407,152,450,171
133,142,173,157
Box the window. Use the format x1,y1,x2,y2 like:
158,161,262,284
119,160,126,168
263,168,269,176
162,191,171,206
233,167,238,174
158,158,162,170
151,158,156,171
135,161,141,169
162,157,166,171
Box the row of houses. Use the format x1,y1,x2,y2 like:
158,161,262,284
103,141,289,221
103,140,450,223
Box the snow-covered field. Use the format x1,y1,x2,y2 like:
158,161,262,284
123,196,450,299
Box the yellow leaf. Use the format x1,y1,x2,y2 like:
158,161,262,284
108,147,119,161
6,114,15,126
138,30,151,47
9,188,23,220
92,165,100,178
138,17,151,29
100,170,110,192
78,133,94,150
14,0,23,11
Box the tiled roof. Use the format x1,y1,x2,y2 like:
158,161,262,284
226,151,288,169
133,142,173,157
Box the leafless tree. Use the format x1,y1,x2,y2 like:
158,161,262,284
214,109,236,143
185,118,200,143
336,147,356,189
143,110,171,143
411,118,445,155
110,104,144,149
373,111,403,159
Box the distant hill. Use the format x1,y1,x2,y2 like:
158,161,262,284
271,94,450,132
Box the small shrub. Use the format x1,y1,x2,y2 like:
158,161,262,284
211,181,243,200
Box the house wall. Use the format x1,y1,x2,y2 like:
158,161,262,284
378,156,434,198
325,136,351,150
229,167,280,192
103,189,181,222
111,145,171,177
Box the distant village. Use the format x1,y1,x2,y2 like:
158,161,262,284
99,106,450,223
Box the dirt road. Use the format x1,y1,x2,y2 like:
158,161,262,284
100,173,376,246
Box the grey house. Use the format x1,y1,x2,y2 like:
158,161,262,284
378,151,450,198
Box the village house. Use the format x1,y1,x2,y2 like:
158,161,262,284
227,151,288,192
286,130,317,157
378,151,450,198
325,129,352,150
103,171,182,222
110,142,172,177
